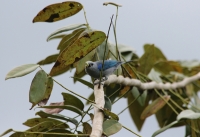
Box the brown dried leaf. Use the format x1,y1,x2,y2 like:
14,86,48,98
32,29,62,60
44,102,64,114
140,95,171,120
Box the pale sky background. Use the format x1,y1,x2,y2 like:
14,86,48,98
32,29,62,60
1,0,200,137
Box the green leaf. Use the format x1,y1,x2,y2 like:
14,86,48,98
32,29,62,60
105,84,121,103
155,103,175,127
73,70,87,83
48,34,66,41
118,44,136,61
58,28,86,52
33,2,83,23
177,110,200,121
128,90,147,131
37,54,59,65
36,111,78,125
103,109,119,121
40,105,83,115
86,93,94,105
47,24,86,41
71,77,93,89
154,61,182,75
96,41,110,60
50,30,106,76
44,129,74,137
62,92,84,110
5,64,39,80
151,121,179,137
141,95,170,120
131,87,147,107
29,70,48,109
82,122,92,134
27,121,54,132
0,128,13,137
23,118,69,128
104,95,112,111
148,68,162,82
10,121,54,136
38,77,54,106
138,44,166,75
103,120,122,136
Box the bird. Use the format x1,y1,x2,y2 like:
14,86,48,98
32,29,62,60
85,60,128,83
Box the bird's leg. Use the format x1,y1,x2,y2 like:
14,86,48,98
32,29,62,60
94,77,107,85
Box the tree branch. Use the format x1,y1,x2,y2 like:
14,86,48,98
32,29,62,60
90,83,105,137
90,73,200,136
104,73,200,90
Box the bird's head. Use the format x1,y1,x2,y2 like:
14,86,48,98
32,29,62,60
85,61,94,68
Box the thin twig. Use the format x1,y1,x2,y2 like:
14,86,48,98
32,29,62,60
117,94,140,115
161,89,184,111
122,125,142,137
73,105,93,133
155,89,178,115
83,7,89,28
39,66,94,104
12,130,89,136
99,15,114,88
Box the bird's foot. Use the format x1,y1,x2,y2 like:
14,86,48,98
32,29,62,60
94,77,107,85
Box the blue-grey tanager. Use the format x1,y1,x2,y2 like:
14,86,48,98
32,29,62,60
85,60,127,82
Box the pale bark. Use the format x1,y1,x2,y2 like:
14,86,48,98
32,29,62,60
90,73,200,137
90,83,105,137
104,73,200,90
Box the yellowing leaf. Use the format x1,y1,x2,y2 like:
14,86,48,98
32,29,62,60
50,30,106,76
33,2,83,23
140,95,171,120
123,64,137,78
138,44,166,75
119,86,131,96
58,28,86,52
154,61,182,75
73,49,95,74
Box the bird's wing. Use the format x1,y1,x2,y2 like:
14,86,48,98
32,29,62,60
97,60,122,71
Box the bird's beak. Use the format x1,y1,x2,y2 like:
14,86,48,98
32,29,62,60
85,62,89,67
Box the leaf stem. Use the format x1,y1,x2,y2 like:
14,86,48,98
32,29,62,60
83,7,89,29
12,130,89,136
112,88,130,104
73,105,93,133
155,89,179,115
99,15,114,88
117,94,140,115
122,125,142,137
39,66,94,104
161,89,184,111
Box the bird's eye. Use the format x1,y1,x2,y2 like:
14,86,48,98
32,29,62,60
88,63,93,67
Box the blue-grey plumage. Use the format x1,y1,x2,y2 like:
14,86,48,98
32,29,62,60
85,60,125,80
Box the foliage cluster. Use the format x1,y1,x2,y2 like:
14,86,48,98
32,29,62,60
2,1,200,137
